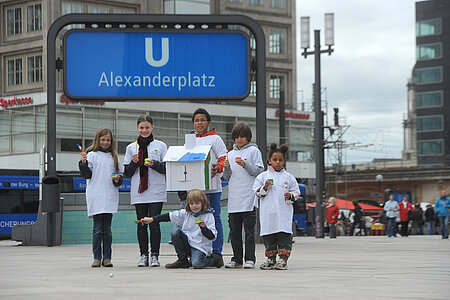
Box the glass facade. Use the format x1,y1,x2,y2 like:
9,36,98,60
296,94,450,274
418,139,443,156
415,67,442,84
416,19,441,37
0,103,314,164
417,43,441,60
417,115,443,132
416,91,442,108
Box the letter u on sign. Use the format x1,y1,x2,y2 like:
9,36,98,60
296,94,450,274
145,38,169,67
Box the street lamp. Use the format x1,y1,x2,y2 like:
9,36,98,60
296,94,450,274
376,174,384,206
301,13,334,238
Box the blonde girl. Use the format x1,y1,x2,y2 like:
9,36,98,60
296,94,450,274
142,189,223,269
79,127,122,268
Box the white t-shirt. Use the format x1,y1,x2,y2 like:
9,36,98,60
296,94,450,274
85,151,120,217
124,139,167,205
253,167,300,236
169,209,217,256
226,144,264,213
195,131,227,194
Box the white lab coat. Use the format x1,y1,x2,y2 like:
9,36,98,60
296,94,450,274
85,151,120,217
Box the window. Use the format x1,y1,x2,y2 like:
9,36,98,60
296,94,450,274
27,55,43,83
7,8,22,35
269,29,285,54
417,115,443,132
270,0,284,8
270,75,284,99
62,2,82,14
418,140,443,156
415,67,442,85
250,74,256,97
88,6,108,13
27,4,42,32
7,58,23,86
416,19,441,37
250,36,256,50
62,2,82,29
228,0,243,2
417,43,441,60
250,0,264,5
416,91,442,108
114,8,134,14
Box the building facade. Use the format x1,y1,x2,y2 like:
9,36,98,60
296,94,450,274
413,0,450,167
0,0,315,178
0,0,316,244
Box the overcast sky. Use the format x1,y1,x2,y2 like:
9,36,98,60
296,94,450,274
296,0,416,165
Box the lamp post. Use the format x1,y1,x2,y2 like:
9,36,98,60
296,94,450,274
376,174,383,206
301,13,334,238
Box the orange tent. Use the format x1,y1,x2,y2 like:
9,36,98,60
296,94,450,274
308,198,382,211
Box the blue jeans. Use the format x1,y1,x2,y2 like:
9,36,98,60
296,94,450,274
426,221,434,235
439,216,449,237
92,213,112,260
206,192,223,255
171,228,213,269
387,217,397,237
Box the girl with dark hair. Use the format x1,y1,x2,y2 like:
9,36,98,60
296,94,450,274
124,114,167,267
79,127,123,268
253,143,300,270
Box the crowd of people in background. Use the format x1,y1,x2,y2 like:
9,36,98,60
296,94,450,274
323,190,449,238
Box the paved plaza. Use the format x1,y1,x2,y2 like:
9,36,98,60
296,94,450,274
1,236,449,300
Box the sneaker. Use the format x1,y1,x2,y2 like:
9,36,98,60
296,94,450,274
165,258,190,269
274,258,288,270
260,257,276,270
225,260,242,268
137,254,149,267
244,260,255,269
210,253,224,268
150,255,160,267
102,259,113,267
91,259,101,268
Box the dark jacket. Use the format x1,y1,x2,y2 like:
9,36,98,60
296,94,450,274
425,207,435,222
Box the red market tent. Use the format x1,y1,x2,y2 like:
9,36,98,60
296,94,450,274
307,198,382,211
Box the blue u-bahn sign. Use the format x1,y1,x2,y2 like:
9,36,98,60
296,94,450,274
64,30,250,100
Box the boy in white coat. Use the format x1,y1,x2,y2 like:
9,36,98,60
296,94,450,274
222,122,264,269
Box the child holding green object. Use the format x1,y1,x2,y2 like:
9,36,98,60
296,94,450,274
253,143,300,270
141,189,223,269
222,122,264,269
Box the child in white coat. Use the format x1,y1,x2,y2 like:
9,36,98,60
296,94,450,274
253,143,300,270
124,114,167,268
141,189,223,269
79,127,122,268
222,122,264,269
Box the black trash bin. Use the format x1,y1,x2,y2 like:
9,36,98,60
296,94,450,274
42,175,60,213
